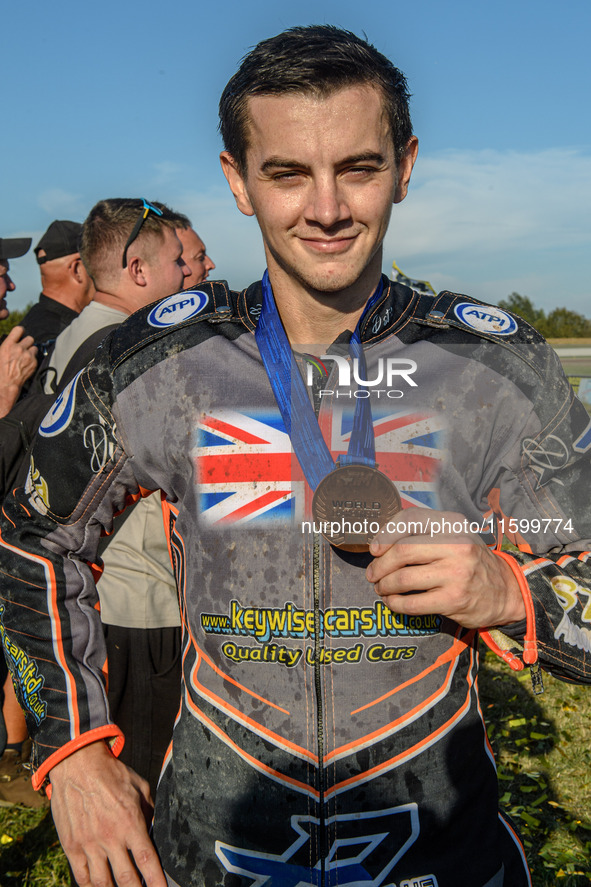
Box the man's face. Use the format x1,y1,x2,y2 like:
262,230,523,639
0,260,15,319
176,227,215,289
144,227,190,302
221,85,417,299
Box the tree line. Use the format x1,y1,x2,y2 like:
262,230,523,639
498,293,591,338
0,307,29,338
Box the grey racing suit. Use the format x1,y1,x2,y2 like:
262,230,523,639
1,276,590,887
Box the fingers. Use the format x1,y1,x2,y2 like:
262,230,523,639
83,841,162,887
4,324,28,342
367,539,476,584
126,837,168,887
366,532,525,628
2,325,37,354
378,588,453,619
0,325,38,387
55,791,165,887
370,553,444,594
369,507,483,554
49,742,167,887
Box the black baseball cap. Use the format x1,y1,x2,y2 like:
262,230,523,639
0,237,32,261
34,220,82,264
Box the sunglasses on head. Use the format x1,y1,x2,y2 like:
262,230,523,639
122,199,163,268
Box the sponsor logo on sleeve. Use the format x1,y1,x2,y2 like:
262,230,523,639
551,576,591,653
25,456,50,513
453,303,518,336
148,291,209,328
0,607,47,725
38,371,82,438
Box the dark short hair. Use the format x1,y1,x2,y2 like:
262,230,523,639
219,24,413,173
153,204,192,230
81,198,179,287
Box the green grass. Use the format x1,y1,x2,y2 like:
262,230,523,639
0,803,70,886
480,649,591,885
1,650,590,885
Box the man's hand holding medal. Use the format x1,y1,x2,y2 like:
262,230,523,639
366,507,526,630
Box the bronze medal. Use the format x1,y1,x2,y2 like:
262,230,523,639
312,464,401,552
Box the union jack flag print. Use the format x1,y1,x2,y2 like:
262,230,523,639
193,406,446,527
329,406,446,511
194,410,299,526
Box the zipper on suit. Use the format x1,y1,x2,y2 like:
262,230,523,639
312,530,326,885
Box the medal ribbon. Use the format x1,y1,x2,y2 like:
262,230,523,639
255,270,384,491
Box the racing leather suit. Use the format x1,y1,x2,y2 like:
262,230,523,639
1,277,591,887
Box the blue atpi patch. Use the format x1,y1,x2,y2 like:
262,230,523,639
453,302,518,336
39,371,82,438
148,291,209,328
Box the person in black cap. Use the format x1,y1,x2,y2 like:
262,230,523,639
0,235,31,321
0,235,39,801
0,236,38,418
19,219,94,343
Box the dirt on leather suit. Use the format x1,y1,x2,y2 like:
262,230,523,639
2,276,591,887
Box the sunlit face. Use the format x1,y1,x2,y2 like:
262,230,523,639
0,260,15,319
176,227,216,289
144,227,190,303
221,85,417,300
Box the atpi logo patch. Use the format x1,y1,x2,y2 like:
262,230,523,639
148,291,209,328
39,371,82,438
453,302,518,336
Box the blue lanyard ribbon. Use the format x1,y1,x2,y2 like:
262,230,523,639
255,270,384,491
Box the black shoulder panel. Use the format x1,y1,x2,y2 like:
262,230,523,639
360,279,557,404
362,280,543,348
411,289,543,346
92,280,262,395
400,290,551,388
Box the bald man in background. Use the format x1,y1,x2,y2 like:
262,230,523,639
20,220,94,343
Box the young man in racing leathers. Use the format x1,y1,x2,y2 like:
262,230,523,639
1,25,590,887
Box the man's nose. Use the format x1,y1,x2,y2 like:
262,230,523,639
306,177,349,228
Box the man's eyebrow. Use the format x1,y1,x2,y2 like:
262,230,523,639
340,152,388,165
260,158,306,173
260,152,388,174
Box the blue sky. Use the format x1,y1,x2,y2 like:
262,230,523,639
3,0,590,315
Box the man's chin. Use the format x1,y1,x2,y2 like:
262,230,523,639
301,271,368,297
292,253,380,297
0,304,8,321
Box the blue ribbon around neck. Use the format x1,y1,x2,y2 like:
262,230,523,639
255,270,384,491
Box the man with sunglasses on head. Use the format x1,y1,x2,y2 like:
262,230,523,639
1,25,591,887
43,200,188,385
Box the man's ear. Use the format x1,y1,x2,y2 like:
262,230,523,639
220,151,255,217
126,254,148,287
70,256,86,284
393,136,419,204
